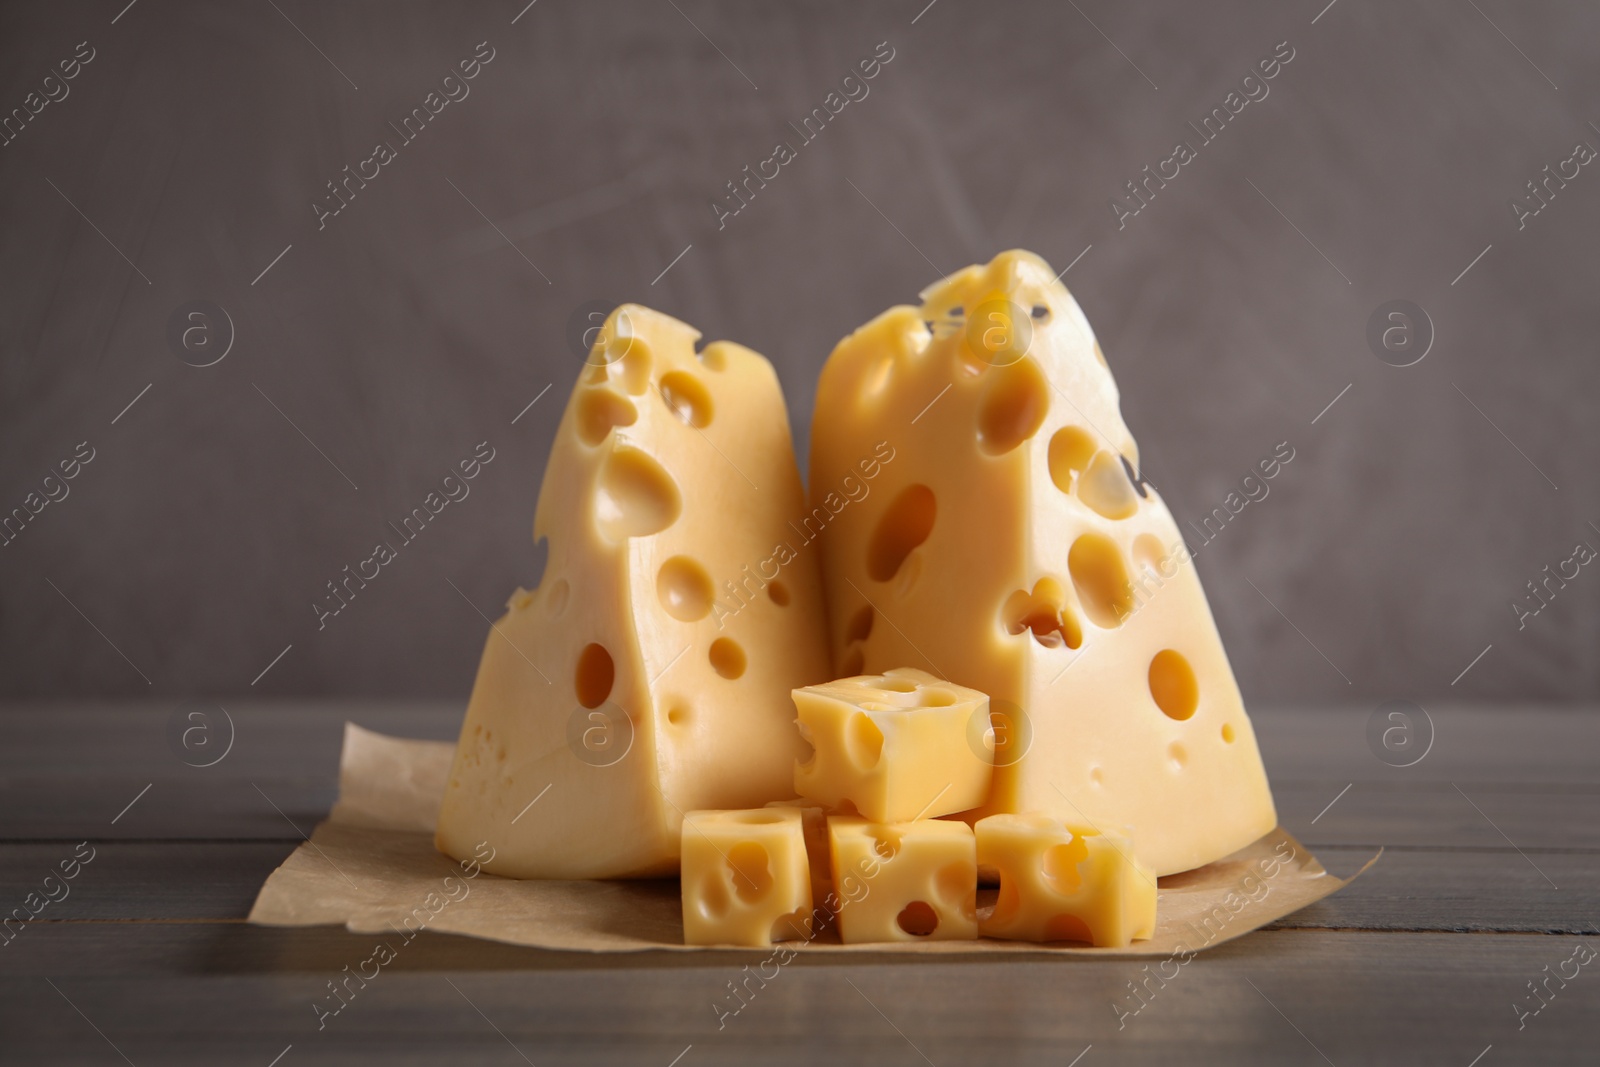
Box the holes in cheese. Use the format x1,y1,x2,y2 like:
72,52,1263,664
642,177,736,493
976,812,1156,947
1047,426,1097,491
1221,722,1236,743
1067,533,1134,628
793,669,991,823
682,809,812,947
657,556,714,621
1002,578,1083,650
1148,649,1199,721
708,637,746,679
896,900,939,936
1078,451,1139,520
575,388,637,446
867,484,936,582
767,580,790,606
575,643,614,708
659,370,712,428
976,358,1049,455
544,578,569,618
1133,533,1167,575
594,447,681,542
696,341,728,372
871,829,900,860
846,605,875,644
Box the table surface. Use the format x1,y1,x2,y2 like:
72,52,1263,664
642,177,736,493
0,701,1595,1066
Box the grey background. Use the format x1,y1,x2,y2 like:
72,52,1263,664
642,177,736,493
1,0,1595,705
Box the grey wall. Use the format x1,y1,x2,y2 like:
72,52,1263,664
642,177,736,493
1,0,1596,706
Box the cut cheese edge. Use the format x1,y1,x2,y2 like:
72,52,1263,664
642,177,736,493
435,305,832,878
808,250,1277,876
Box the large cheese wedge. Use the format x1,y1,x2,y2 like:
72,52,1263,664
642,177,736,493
436,305,831,878
807,250,1276,875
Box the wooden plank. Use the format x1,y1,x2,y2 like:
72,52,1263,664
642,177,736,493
1,931,1595,1064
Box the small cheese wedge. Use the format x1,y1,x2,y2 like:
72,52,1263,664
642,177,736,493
792,668,990,822
682,809,813,946
829,816,977,943
976,812,1155,947
808,250,1276,875
435,305,832,878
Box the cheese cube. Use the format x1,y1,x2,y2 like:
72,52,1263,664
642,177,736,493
828,816,977,943
682,809,813,947
435,305,832,878
793,668,991,823
808,250,1277,875
976,812,1156,947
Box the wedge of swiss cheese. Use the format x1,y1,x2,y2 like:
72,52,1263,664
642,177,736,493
436,305,831,878
808,250,1276,875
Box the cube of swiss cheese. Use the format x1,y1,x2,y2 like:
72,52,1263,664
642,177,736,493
976,812,1156,947
681,809,812,947
829,816,977,943
793,668,991,823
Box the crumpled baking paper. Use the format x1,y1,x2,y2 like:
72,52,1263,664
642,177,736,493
249,723,1376,955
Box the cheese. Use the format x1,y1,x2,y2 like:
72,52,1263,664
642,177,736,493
682,808,813,946
976,812,1155,947
808,250,1277,876
435,305,832,878
792,668,991,822
828,816,977,943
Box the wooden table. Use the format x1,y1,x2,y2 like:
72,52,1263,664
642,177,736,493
1,702,1595,1065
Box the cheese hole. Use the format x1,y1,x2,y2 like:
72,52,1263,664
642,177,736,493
666,705,688,727
659,370,713,428
840,645,866,677
595,447,682,542
1133,534,1167,576
894,551,924,597
1041,837,1090,895
1043,913,1094,944
1068,533,1134,628
872,830,901,861
1089,766,1103,788
1169,741,1188,769
574,643,614,708
575,388,637,446
727,842,772,904
1047,426,1098,492
896,901,939,936
767,580,790,606
846,606,874,643
1149,649,1199,721
919,689,957,707
1002,579,1083,650
698,876,729,919
709,638,746,679
697,342,728,372
977,358,1049,455
879,676,917,693
1221,722,1236,743
657,556,714,621
1078,451,1139,520
866,484,936,583
545,578,570,618
610,336,653,395
847,712,885,770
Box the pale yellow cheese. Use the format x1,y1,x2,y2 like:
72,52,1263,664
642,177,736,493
764,798,833,916
793,668,990,822
828,815,977,943
681,808,813,946
436,305,832,878
808,250,1277,876
976,812,1155,947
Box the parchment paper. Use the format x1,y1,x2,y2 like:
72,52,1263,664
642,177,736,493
249,723,1376,955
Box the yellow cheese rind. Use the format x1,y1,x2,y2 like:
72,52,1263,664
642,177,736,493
792,667,991,823
809,250,1277,876
976,812,1156,948
828,815,977,943
435,305,832,879
682,809,813,947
